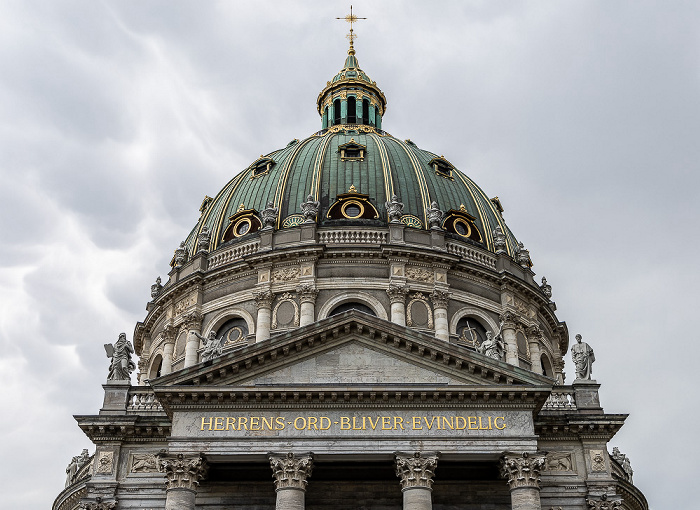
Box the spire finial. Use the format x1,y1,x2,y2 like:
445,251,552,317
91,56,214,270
336,5,366,56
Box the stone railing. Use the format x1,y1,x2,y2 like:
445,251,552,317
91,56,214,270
541,386,577,411
446,242,498,270
127,387,164,413
208,240,261,270
319,228,389,245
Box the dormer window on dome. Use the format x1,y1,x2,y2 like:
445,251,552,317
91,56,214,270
429,156,455,180
443,205,483,243
338,139,366,161
249,156,275,179
222,204,263,242
327,185,379,220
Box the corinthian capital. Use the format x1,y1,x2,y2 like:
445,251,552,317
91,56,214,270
526,324,542,340
254,290,275,310
158,453,208,491
163,324,178,344
269,452,314,491
499,310,520,330
500,452,545,490
430,290,450,309
386,284,408,304
182,311,203,331
79,498,117,510
395,452,439,490
296,284,319,304
586,494,622,510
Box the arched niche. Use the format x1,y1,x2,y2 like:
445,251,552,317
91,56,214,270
148,354,163,380
449,307,499,336
541,353,554,378
204,307,256,337
317,291,388,321
329,302,376,317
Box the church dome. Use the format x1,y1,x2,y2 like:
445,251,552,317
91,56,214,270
179,47,522,261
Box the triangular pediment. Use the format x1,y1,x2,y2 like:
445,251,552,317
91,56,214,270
152,311,553,390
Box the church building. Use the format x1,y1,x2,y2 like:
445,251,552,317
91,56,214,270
54,13,647,510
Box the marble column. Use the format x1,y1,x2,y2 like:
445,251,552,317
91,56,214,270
499,311,520,365
161,325,177,375
431,290,450,341
395,452,439,510
269,453,314,510
254,290,275,343
500,452,546,510
526,325,543,375
297,285,319,327
387,284,409,326
159,453,208,510
183,312,203,368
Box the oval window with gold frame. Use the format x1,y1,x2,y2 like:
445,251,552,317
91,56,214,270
233,218,252,237
453,218,472,238
341,200,364,219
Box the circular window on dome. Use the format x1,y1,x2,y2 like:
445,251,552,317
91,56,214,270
342,201,364,219
234,218,251,237
453,218,472,237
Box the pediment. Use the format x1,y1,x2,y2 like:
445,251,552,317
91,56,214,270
152,311,553,390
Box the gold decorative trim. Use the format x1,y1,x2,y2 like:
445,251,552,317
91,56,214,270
341,200,365,218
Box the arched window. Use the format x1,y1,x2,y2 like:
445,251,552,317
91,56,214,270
329,302,376,317
216,318,249,347
347,96,357,124
362,99,370,125
333,99,341,125
456,317,488,349
541,354,554,378
149,354,163,380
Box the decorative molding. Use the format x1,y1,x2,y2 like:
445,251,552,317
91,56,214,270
543,452,575,472
500,452,545,490
272,267,300,282
586,494,622,510
79,497,117,510
94,451,114,475
158,453,208,491
406,293,433,329
269,453,313,491
130,453,160,473
395,452,439,490
590,450,607,472
271,293,300,330
405,266,432,282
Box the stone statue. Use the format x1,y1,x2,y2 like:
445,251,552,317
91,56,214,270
426,201,444,230
476,331,504,361
492,226,507,254
261,201,278,229
65,449,91,487
193,330,225,362
197,226,211,253
571,334,595,380
540,276,552,299
173,241,187,268
105,333,136,381
385,194,404,223
150,276,162,300
611,447,633,482
300,194,320,223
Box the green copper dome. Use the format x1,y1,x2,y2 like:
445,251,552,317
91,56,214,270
177,46,523,261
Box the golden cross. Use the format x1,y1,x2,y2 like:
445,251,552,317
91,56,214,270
336,5,366,46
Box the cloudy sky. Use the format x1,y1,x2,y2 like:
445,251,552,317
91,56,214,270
0,1,697,508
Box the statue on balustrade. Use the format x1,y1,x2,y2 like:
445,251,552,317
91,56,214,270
194,330,225,362
571,334,595,380
65,449,91,487
105,333,135,381
476,331,504,361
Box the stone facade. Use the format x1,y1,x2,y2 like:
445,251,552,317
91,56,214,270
53,22,647,510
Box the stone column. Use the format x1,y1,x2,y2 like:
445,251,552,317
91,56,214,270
387,285,409,326
297,285,319,327
500,311,520,365
255,290,275,343
159,453,208,510
395,452,439,510
269,453,314,510
161,325,177,376
500,452,546,510
183,311,203,368
526,325,543,375
431,290,450,341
